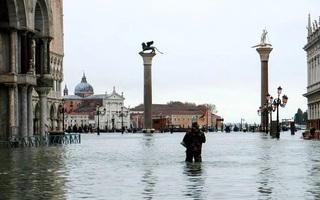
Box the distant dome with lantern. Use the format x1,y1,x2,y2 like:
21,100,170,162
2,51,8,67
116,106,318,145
74,73,94,97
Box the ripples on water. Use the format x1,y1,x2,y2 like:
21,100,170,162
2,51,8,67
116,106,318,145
1,131,320,199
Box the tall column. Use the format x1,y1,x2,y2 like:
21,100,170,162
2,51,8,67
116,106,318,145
27,86,34,136
20,85,28,137
139,52,156,133
256,46,273,130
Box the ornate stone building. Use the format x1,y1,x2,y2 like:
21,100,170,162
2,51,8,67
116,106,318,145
63,73,130,132
304,14,320,130
0,0,64,139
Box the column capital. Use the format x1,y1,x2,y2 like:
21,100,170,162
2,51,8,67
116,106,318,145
139,52,156,65
18,84,28,92
35,87,51,96
5,83,17,88
256,47,273,61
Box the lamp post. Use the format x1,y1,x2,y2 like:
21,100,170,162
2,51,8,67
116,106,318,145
273,86,288,139
115,106,129,134
159,112,163,133
257,93,274,135
112,114,115,132
106,118,109,133
240,118,245,131
59,99,66,133
93,103,106,135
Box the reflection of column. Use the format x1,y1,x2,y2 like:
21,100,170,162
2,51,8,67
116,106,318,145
256,47,273,130
139,52,156,132
28,87,33,136
20,85,28,137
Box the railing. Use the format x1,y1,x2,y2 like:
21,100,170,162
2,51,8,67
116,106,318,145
1,134,81,148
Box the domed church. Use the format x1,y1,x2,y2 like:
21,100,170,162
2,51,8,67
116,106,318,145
74,73,94,97
62,73,130,132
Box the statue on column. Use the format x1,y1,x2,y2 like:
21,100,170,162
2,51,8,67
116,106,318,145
141,41,163,54
252,29,272,48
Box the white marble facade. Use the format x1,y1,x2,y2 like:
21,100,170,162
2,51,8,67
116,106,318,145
304,14,320,129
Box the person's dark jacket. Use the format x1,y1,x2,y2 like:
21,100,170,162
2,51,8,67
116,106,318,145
183,127,206,154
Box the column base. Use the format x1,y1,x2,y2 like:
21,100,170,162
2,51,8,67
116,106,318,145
142,129,155,133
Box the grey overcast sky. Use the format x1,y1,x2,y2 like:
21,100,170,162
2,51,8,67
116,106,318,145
62,0,320,124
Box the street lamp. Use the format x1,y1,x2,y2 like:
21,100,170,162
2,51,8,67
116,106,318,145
240,118,245,131
257,93,274,134
115,106,129,134
59,99,66,133
111,114,115,132
93,103,106,135
273,86,288,139
159,112,163,133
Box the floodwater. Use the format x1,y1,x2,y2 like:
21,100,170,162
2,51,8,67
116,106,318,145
0,131,319,199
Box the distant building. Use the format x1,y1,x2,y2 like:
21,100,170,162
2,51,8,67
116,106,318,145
63,73,130,132
303,14,320,130
130,103,222,132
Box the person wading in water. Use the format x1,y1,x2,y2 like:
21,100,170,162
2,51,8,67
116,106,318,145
183,122,206,162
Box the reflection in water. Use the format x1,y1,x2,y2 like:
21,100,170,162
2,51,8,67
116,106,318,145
256,136,273,198
0,147,68,200
183,162,206,199
142,133,155,147
141,169,157,199
141,134,158,200
306,142,320,199
2,132,320,199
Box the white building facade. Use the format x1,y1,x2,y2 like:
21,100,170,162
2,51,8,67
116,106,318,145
97,87,130,131
63,75,130,132
303,14,320,130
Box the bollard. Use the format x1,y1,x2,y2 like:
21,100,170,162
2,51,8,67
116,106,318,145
290,122,295,135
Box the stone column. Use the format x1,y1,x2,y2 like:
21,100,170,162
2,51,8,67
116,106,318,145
256,47,273,130
20,85,28,137
57,114,62,131
6,84,18,138
21,32,29,74
10,29,17,74
139,52,156,133
42,37,51,75
35,88,50,136
27,86,34,136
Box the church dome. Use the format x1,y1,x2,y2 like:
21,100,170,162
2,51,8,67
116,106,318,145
74,73,94,97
